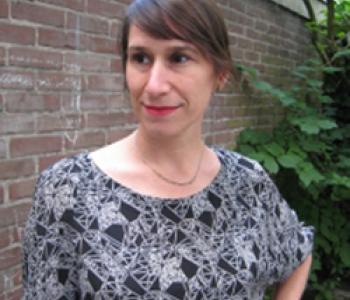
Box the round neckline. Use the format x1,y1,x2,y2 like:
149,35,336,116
85,146,227,202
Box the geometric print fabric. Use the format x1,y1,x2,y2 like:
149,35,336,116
23,148,314,300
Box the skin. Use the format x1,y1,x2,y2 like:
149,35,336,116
274,255,312,300
126,25,224,140
92,23,312,297
91,24,224,198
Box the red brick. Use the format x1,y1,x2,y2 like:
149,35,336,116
0,247,21,270
0,186,3,204
0,115,35,135
255,20,269,33
66,13,109,35
9,47,63,70
110,94,129,110
82,94,110,111
268,25,281,35
36,72,83,91
213,131,238,145
87,0,125,19
254,41,267,53
0,228,11,249
38,28,89,51
39,154,66,171
228,1,245,13
236,37,254,50
11,266,22,287
0,47,5,65
37,114,82,133
246,28,261,40
9,178,36,201
0,159,35,180
87,74,122,92
64,53,110,73
244,51,260,62
0,139,5,159
110,22,120,39
15,202,32,226
227,23,244,35
0,206,16,228
111,58,122,73
65,131,105,150
37,0,85,12
12,2,64,28
0,23,35,45
5,93,60,113
0,70,34,90
7,286,23,300
10,136,62,158
86,112,130,128
88,36,118,54
0,0,8,18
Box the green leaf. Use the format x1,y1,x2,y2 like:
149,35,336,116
279,95,296,106
248,152,266,164
297,163,324,186
317,236,332,254
238,129,271,145
299,121,320,134
238,145,256,156
319,95,333,104
322,66,343,73
278,153,302,168
332,48,350,61
301,139,327,153
317,119,337,130
235,64,259,78
307,79,323,89
263,143,285,157
261,153,279,174
339,244,350,267
253,81,273,92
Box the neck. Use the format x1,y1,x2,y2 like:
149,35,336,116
132,127,205,172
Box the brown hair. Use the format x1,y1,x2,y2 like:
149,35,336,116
120,0,233,76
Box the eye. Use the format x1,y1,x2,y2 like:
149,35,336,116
130,53,151,65
170,52,190,64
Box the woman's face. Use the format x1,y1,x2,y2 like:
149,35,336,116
126,25,224,139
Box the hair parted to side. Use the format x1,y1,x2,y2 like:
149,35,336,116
120,0,233,77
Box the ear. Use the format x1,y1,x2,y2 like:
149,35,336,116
216,71,229,91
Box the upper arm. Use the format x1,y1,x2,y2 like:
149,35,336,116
22,173,80,300
256,167,315,284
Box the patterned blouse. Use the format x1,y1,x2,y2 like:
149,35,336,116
23,148,314,300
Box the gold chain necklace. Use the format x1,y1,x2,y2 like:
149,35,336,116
139,145,205,186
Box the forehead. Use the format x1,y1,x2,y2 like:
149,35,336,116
128,25,198,51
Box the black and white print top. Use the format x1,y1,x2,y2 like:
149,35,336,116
23,148,314,300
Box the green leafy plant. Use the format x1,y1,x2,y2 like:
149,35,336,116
235,1,350,299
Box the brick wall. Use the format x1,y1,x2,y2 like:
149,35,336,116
0,0,312,298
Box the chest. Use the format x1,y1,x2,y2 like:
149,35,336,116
72,190,270,299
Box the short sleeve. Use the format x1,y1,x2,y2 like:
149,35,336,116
22,172,80,300
258,168,314,284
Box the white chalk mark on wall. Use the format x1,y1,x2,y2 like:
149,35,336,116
61,16,82,146
0,73,33,88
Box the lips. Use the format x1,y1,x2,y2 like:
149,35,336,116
143,104,181,117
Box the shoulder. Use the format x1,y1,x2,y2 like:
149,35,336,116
214,147,267,179
35,151,92,195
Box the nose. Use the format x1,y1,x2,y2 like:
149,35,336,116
144,60,171,97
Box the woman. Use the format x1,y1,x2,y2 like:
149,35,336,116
23,0,314,299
